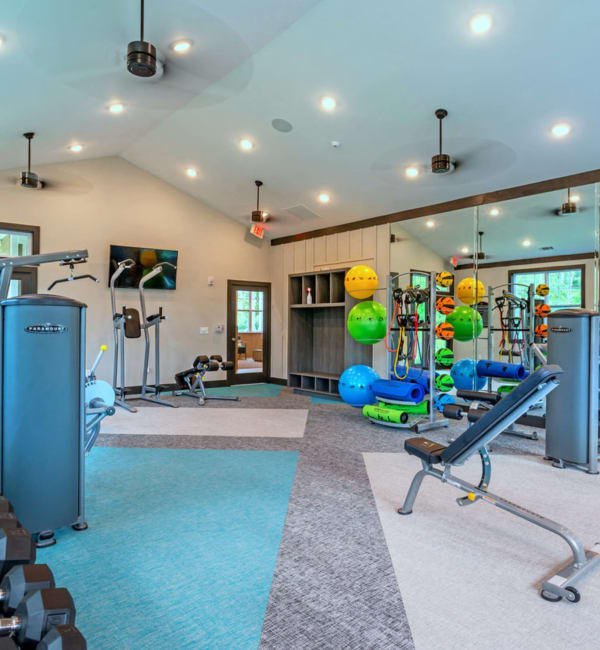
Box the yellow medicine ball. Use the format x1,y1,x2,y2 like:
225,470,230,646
436,271,454,288
456,277,485,305
536,283,549,297
344,265,378,299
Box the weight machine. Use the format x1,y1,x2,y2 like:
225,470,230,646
110,259,178,409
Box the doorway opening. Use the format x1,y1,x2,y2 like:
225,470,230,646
227,281,271,384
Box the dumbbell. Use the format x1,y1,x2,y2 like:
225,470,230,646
0,529,36,579
0,587,76,647
0,565,55,614
36,624,87,650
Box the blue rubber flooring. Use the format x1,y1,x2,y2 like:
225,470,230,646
39,447,298,649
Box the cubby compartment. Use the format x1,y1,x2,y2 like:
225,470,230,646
316,377,329,393
302,275,316,304
288,269,372,397
331,271,346,303
289,276,303,305
301,375,315,390
316,274,331,304
288,374,301,388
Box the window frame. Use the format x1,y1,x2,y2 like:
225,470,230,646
508,263,586,310
0,222,40,295
236,290,265,334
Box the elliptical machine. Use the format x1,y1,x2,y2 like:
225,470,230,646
110,259,177,409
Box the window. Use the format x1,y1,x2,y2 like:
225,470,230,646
237,290,264,333
510,265,584,310
0,229,33,257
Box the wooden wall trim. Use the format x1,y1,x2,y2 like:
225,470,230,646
454,251,595,271
270,168,600,246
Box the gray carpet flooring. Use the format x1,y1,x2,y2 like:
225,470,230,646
97,387,545,649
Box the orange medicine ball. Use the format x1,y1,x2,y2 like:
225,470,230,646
435,322,455,340
436,296,455,315
535,323,548,338
535,303,551,318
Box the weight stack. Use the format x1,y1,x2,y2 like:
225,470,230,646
546,308,599,474
0,295,87,534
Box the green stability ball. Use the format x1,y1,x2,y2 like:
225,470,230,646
347,301,387,345
445,306,483,342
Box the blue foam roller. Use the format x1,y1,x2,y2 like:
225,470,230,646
390,367,437,393
372,379,426,404
476,360,527,381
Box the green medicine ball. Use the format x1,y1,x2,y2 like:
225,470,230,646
347,301,387,345
435,348,454,367
445,306,483,342
435,374,454,392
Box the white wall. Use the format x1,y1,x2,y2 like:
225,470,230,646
0,156,270,386
270,224,390,377
389,223,451,277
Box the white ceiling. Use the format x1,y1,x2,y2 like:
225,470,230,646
394,184,598,264
1,0,599,238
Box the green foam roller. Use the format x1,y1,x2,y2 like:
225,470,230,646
378,400,429,414
363,405,408,424
497,384,516,393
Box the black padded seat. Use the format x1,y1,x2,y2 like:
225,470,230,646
404,438,448,464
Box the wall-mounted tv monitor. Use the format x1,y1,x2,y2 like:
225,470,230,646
109,245,178,290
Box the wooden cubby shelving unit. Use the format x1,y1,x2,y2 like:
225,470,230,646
288,269,372,397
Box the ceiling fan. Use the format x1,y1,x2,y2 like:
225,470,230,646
127,0,160,78
462,231,492,261
7,133,92,194
549,188,589,216
431,109,457,174
18,133,43,190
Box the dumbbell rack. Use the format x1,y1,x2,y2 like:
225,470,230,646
385,271,449,433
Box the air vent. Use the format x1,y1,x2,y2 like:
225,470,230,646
285,205,321,221
540,246,554,251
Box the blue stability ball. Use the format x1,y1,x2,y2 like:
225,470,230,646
450,358,486,391
338,365,380,408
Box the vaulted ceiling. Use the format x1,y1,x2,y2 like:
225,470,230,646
1,0,598,238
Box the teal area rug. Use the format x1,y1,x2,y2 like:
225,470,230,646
40,447,298,649
205,383,283,398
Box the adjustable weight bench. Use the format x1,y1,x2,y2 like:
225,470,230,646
174,355,240,406
398,364,600,603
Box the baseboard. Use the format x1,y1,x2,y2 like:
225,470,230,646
268,377,288,386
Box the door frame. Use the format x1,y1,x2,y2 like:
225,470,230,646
226,280,271,384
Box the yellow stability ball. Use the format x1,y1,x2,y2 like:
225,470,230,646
456,277,485,305
344,265,378,299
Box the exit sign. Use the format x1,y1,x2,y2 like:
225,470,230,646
250,223,265,239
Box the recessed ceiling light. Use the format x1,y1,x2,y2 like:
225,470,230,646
461,246,469,254
551,122,571,138
470,14,492,34
321,96,336,111
0,36,4,47
405,166,419,178
522,239,532,247
425,220,435,228
318,193,330,204
108,103,125,114
571,194,580,202
171,40,192,53
240,139,253,151
69,144,83,152
186,168,198,178
489,207,500,216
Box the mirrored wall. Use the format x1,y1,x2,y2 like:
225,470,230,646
388,181,599,388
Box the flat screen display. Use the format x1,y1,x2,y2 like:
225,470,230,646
109,245,178,290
